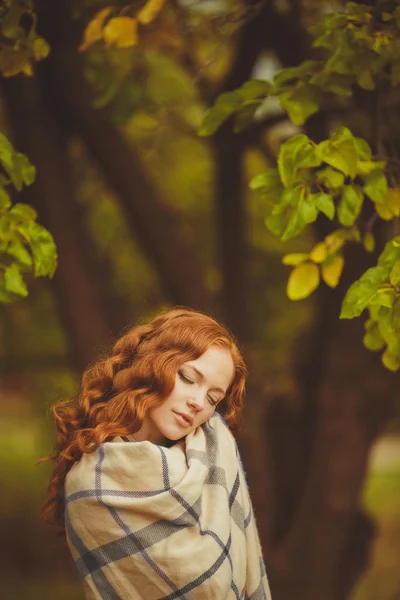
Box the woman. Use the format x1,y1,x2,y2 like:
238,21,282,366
42,307,272,600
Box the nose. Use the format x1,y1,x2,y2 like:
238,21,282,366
187,389,205,411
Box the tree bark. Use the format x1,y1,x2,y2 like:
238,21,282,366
1,75,125,370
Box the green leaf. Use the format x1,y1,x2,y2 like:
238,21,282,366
378,238,400,270
338,185,364,226
357,160,386,176
381,349,400,372
314,192,335,220
20,221,57,277
9,203,37,220
5,241,32,266
363,169,388,204
4,263,28,297
281,193,317,242
309,71,353,96
363,232,375,253
249,169,281,193
363,320,385,351
287,263,320,300
317,128,358,178
279,83,321,125
355,138,372,160
234,104,258,132
316,167,344,189
273,61,321,86
14,153,36,186
390,259,400,287
198,91,242,136
301,196,319,224
370,288,396,309
277,134,315,187
239,79,273,100
265,213,286,236
340,266,389,319
0,133,14,175
357,69,375,91
0,188,12,210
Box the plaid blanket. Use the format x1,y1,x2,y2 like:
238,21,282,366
65,413,272,600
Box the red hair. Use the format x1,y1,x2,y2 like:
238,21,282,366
40,307,247,531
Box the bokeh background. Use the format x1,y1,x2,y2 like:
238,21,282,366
0,1,399,599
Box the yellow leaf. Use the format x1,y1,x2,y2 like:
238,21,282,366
287,263,320,301
79,7,112,51
22,62,33,76
310,242,328,263
32,37,50,61
381,348,399,372
282,253,309,266
322,255,344,288
376,188,400,220
103,17,138,48
324,233,345,255
137,0,165,24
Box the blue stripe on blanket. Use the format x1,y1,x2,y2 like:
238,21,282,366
65,509,120,600
96,446,188,599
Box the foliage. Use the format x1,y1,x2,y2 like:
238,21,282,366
200,1,400,132
0,0,50,77
0,134,57,302
79,0,165,51
202,1,400,371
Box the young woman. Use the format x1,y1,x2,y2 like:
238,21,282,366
42,307,272,600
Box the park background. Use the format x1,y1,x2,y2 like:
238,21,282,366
0,1,399,599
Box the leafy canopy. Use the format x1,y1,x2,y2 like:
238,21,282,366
201,0,400,371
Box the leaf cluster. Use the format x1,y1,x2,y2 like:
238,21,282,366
251,127,387,241
80,0,165,52
249,125,400,370
0,0,49,77
342,237,400,371
199,1,400,134
0,134,57,302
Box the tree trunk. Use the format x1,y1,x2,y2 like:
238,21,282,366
1,75,123,370
267,243,397,600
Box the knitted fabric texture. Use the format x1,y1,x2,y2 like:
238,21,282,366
65,413,272,600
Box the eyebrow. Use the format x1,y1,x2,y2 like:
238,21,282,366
185,365,226,395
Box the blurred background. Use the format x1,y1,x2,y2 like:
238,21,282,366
0,0,399,599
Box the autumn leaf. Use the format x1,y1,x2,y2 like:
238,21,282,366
287,263,320,300
103,17,138,48
137,0,165,25
322,255,344,288
79,7,112,51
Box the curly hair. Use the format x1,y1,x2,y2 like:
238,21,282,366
40,307,247,532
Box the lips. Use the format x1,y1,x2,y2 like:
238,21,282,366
174,411,193,426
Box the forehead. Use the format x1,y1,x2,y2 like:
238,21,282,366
184,346,235,389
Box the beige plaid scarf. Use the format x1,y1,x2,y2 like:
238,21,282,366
65,412,272,600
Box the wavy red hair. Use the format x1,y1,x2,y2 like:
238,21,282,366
40,307,247,532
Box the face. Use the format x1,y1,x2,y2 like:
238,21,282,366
134,345,235,445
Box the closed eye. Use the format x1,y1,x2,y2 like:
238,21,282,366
207,395,218,407
178,370,194,384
